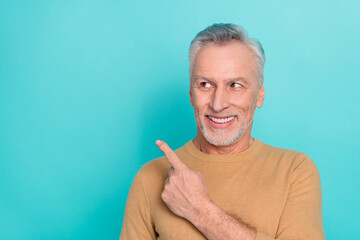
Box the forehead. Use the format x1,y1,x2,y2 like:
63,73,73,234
193,41,258,84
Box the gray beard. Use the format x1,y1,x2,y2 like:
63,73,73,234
199,113,254,146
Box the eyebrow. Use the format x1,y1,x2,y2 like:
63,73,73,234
194,76,216,84
225,77,248,85
194,75,249,85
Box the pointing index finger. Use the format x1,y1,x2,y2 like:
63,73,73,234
156,140,186,170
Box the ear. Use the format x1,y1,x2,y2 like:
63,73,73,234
189,89,194,106
256,85,265,108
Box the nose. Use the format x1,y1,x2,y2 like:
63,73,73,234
210,87,230,112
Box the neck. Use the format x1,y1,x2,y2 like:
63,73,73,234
193,130,254,155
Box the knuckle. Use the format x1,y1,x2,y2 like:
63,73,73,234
164,180,172,190
161,191,167,201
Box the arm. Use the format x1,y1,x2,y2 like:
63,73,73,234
192,200,256,240
193,154,325,240
157,141,325,240
275,154,325,239
157,140,256,240
119,168,156,240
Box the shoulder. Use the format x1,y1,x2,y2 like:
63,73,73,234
257,140,319,175
255,140,322,195
259,140,303,158
138,156,169,180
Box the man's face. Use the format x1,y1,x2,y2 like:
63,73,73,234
190,41,265,146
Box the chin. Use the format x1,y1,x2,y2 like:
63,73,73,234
201,127,246,147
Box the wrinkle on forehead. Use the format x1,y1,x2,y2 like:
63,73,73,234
191,41,258,87
193,75,250,86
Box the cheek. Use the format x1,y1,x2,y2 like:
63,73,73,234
231,100,254,117
193,94,210,112
231,91,257,109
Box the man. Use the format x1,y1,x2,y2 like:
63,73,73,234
120,23,325,240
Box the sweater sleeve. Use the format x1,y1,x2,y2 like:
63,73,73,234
256,154,325,240
119,168,157,240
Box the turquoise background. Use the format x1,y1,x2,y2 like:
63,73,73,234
1,0,359,239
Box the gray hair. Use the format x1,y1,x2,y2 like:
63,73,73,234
189,23,265,87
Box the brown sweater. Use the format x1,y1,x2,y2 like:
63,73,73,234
120,139,325,240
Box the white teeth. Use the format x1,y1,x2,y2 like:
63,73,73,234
208,116,235,123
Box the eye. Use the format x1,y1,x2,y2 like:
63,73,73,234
200,82,212,88
230,82,242,89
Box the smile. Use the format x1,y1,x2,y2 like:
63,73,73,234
205,115,237,129
208,115,235,123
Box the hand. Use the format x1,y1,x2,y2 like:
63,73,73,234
156,140,211,223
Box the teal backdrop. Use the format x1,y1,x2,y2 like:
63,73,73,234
1,0,359,239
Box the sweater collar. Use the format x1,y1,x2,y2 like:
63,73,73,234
183,138,263,162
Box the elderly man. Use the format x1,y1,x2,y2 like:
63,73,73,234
120,23,325,240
